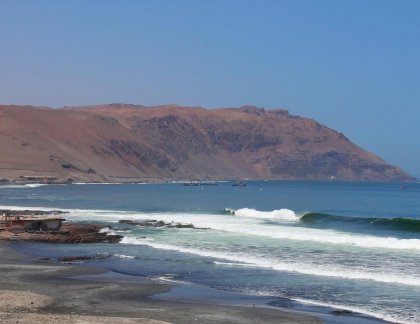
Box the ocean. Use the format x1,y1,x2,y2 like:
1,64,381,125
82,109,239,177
1,181,420,323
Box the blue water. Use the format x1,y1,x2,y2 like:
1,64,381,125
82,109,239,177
2,181,420,323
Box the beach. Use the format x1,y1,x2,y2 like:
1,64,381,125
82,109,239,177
0,181,418,323
0,241,321,324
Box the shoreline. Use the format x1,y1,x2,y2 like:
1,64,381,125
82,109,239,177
0,241,323,324
0,179,417,187
2,241,391,324
0,203,407,323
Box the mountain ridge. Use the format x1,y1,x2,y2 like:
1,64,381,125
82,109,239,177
0,104,414,183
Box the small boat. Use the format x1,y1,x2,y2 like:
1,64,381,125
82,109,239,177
232,181,246,187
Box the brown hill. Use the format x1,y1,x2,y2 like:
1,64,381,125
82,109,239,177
0,104,413,182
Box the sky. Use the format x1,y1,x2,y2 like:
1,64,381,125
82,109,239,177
0,0,419,177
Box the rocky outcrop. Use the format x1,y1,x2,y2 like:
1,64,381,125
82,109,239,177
119,219,198,229
0,223,122,243
0,104,413,181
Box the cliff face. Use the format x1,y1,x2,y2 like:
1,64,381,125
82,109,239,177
0,104,413,182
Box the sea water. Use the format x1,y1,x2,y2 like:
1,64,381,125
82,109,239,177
1,181,419,323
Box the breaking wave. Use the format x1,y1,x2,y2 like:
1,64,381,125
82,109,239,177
301,212,420,233
222,226,420,250
227,208,420,234
226,208,298,221
120,238,420,287
2,204,420,251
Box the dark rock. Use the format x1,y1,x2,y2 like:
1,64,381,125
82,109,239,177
119,219,201,229
170,223,194,228
58,256,92,262
61,164,79,170
0,223,122,244
119,219,166,227
332,309,354,315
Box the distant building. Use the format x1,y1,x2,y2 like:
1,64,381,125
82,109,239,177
0,211,64,232
18,176,59,184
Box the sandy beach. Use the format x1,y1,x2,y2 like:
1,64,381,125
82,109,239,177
0,242,322,324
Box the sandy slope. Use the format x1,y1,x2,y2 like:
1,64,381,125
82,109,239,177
0,104,412,182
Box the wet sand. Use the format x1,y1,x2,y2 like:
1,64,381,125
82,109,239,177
0,242,322,324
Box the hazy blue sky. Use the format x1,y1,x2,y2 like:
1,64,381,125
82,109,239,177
1,0,419,177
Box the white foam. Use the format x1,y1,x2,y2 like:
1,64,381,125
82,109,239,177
224,208,235,215
113,254,135,259
0,183,48,188
99,209,420,251
213,261,260,268
151,275,187,284
0,184,42,189
0,205,62,211
24,183,48,188
63,209,420,251
233,208,298,221
293,298,418,324
120,238,420,287
73,182,124,185
217,223,420,251
2,205,420,251
98,227,119,236
238,287,412,323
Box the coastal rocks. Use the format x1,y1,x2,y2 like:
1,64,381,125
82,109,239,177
57,253,113,263
58,255,93,262
0,223,122,244
172,223,195,228
119,220,167,227
118,219,200,229
331,309,354,315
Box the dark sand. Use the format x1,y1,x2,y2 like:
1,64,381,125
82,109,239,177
0,242,322,324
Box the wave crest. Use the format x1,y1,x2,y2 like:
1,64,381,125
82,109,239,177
120,238,420,287
301,212,420,233
227,208,298,221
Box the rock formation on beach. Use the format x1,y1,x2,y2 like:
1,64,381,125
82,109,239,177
0,222,122,243
0,104,413,182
